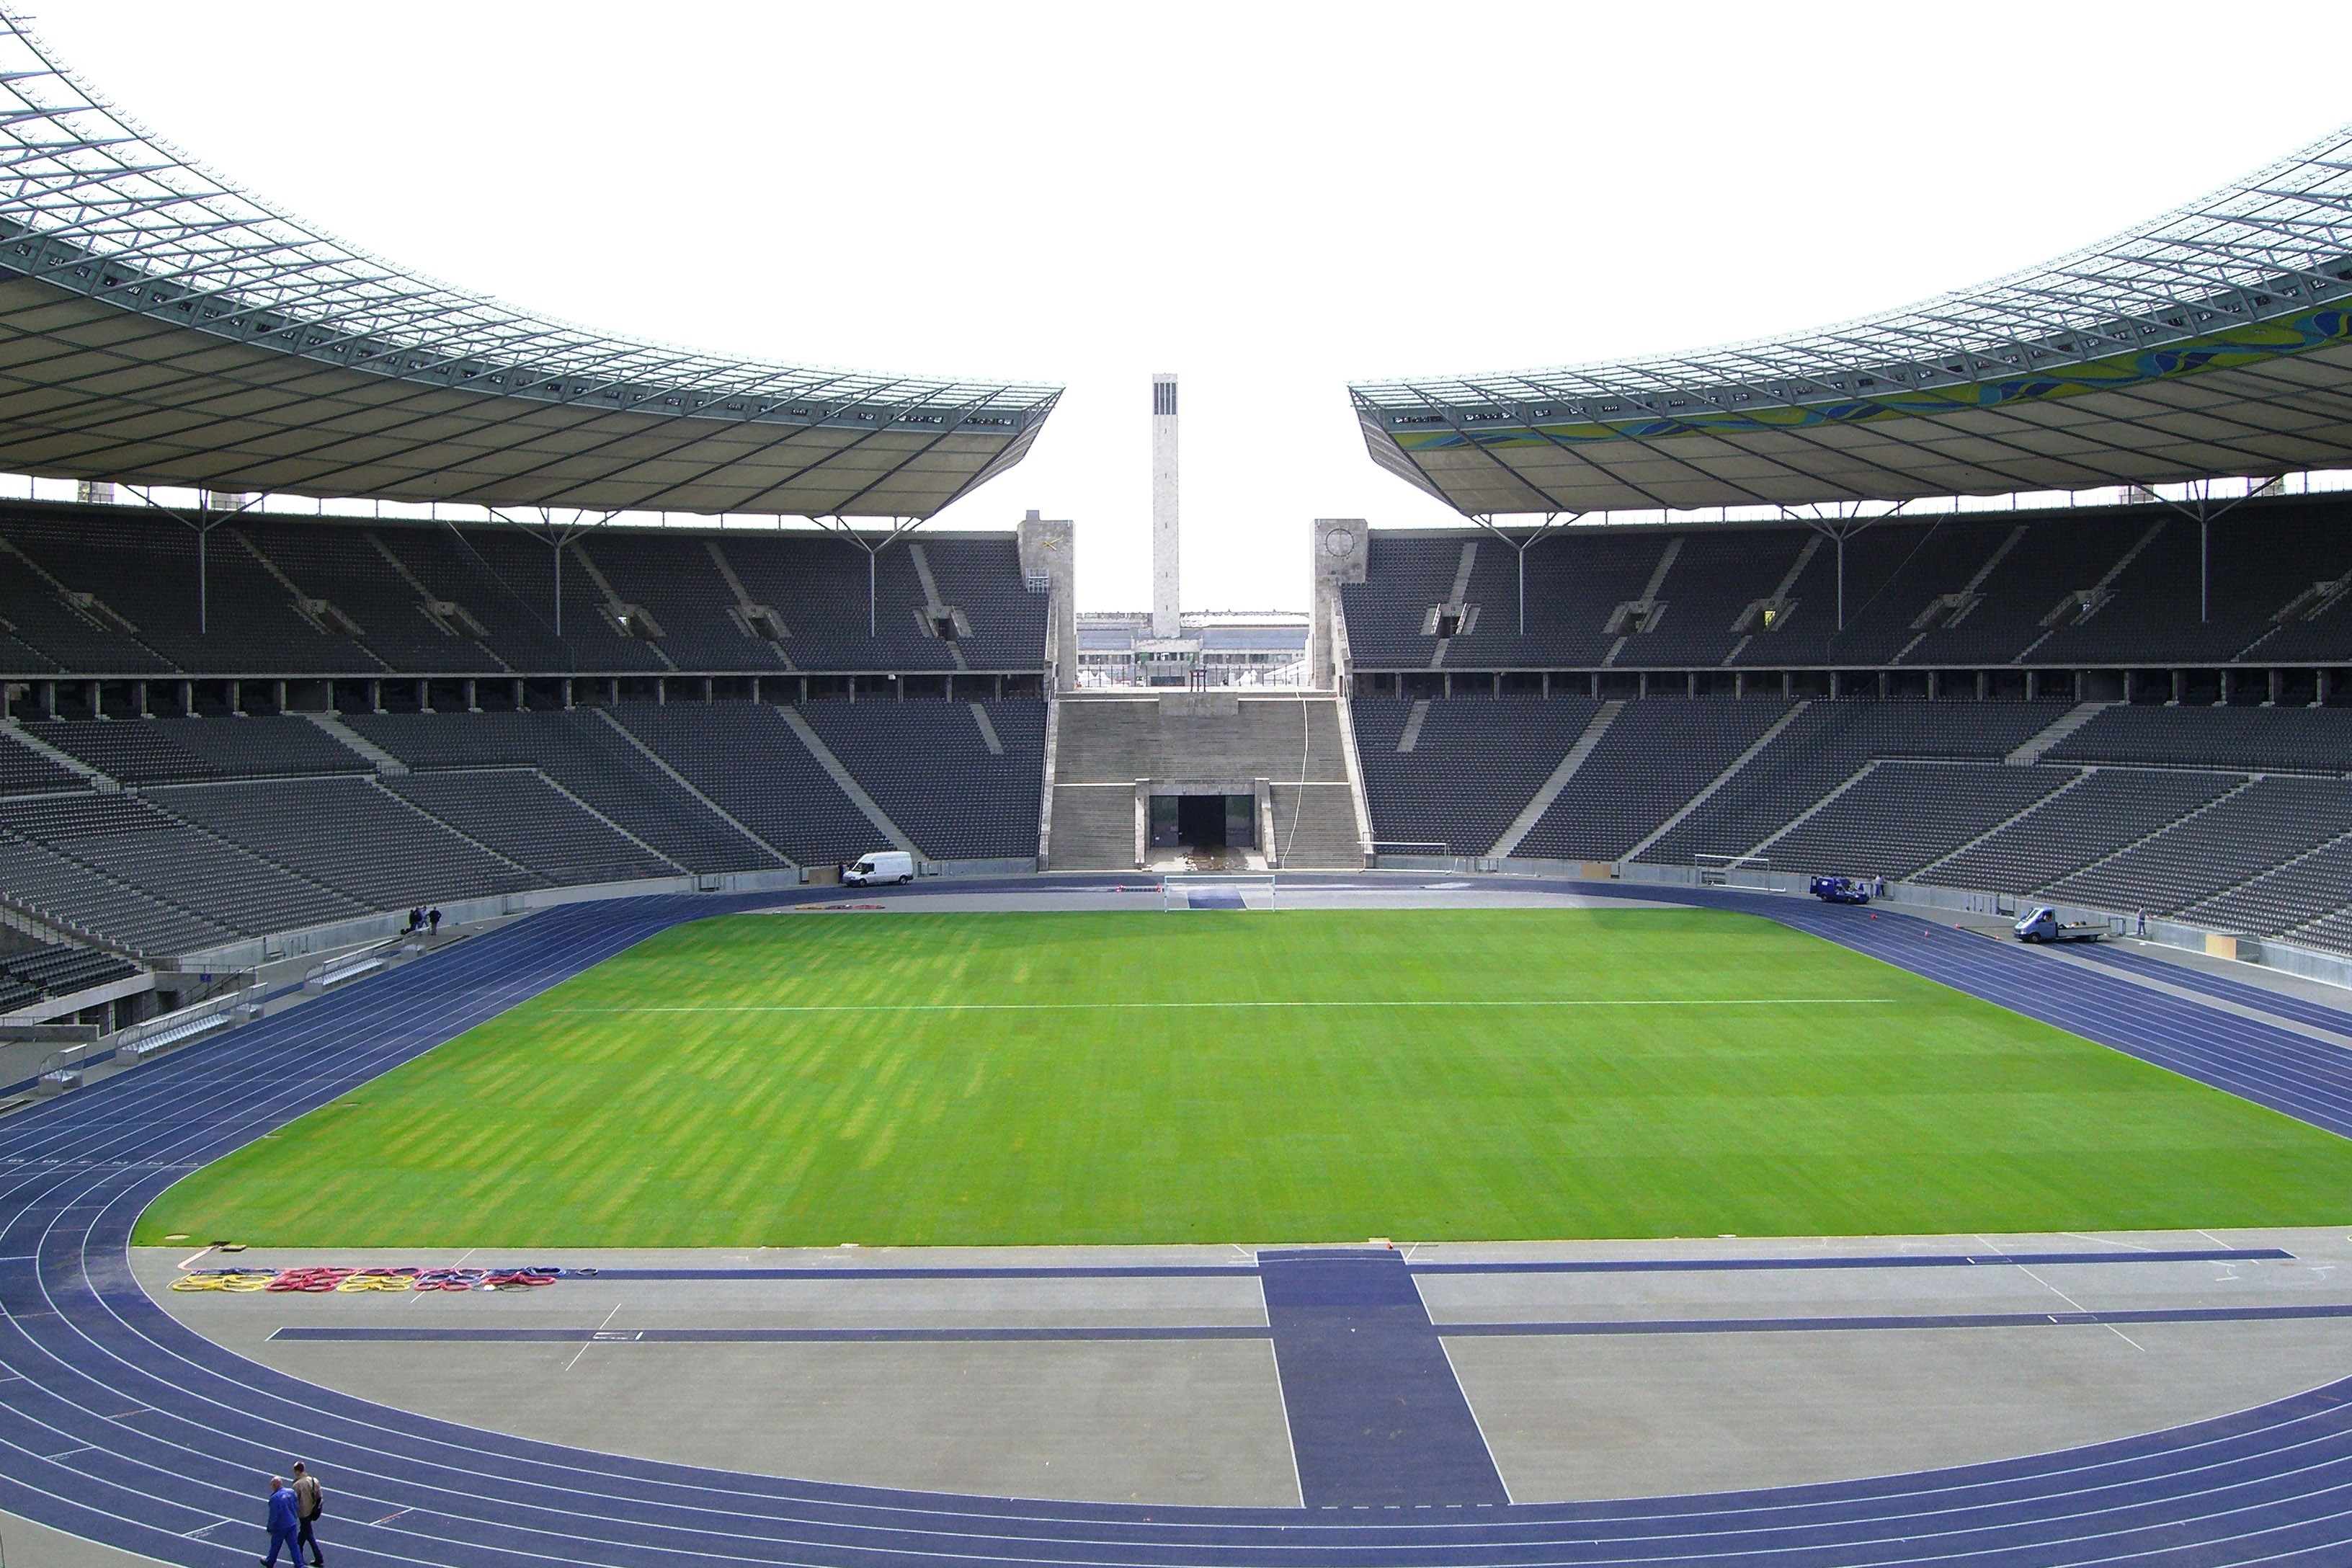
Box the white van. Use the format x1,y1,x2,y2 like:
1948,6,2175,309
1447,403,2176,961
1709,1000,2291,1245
843,850,914,886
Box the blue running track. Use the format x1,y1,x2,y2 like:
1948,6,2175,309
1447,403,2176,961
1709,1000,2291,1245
4,877,2352,1564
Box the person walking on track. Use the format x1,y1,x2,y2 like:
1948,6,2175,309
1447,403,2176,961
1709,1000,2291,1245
291,1461,325,1566
261,1475,300,1568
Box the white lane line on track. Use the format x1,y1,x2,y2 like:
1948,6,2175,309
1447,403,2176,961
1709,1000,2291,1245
551,998,1903,1013
2024,940,2352,1054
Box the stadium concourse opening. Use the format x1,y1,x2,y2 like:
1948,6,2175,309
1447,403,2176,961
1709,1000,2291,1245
1155,793,1256,854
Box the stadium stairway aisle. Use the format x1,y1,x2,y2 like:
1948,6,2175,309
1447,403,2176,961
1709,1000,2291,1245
9,879,2352,1564
1048,692,1360,869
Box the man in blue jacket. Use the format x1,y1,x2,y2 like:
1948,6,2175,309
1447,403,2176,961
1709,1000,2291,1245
262,1476,300,1568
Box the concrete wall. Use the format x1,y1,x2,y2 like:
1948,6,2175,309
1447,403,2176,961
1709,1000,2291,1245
1017,512,1077,695
1309,519,1368,692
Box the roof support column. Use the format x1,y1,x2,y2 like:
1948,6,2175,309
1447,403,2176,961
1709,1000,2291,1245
2147,476,2276,627
812,515,927,638
1466,511,1577,637
493,507,615,645
121,486,262,637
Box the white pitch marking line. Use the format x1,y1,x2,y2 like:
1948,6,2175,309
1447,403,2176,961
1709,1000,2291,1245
564,1303,623,1373
2059,1232,2152,1252
552,998,1902,1014
2015,1263,2146,1353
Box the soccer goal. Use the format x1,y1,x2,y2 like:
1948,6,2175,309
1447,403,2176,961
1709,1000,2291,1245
1695,852,1772,889
1160,873,1279,911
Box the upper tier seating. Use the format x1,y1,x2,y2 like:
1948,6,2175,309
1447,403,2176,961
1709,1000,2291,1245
0,507,1044,677
1339,502,2352,673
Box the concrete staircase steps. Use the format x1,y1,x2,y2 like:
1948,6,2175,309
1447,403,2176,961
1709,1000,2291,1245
2006,701,2118,765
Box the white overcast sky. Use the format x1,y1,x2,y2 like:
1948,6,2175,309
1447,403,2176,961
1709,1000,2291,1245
24,2,2347,611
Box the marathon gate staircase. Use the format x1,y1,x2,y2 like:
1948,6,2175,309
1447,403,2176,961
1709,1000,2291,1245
1046,692,1362,870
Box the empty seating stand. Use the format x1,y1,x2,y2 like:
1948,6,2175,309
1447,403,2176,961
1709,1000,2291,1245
1639,700,2061,866
156,778,543,909
1353,695,1600,856
2048,705,2352,774
24,716,365,785
0,941,138,999
1919,769,2244,896
604,703,879,867
0,502,1046,680
347,710,783,874
834,695,1044,861
1757,762,2075,881
2042,777,2352,916
0,793,355,951
800,699,1049,862
384,772,680,886
0,729,79,794
1515,698,1793,863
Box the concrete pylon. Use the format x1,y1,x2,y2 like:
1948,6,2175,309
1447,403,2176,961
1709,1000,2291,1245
1151,374,1179,638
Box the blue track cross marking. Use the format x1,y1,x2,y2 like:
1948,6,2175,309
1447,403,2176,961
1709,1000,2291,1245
1258,1247,1507,1507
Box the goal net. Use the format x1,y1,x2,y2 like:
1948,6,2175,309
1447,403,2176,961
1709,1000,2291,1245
1160,873,1279,911
1695,853,1772,889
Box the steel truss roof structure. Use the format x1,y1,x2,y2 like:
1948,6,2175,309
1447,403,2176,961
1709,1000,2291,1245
0,10,1060,517
1353,125,2352,517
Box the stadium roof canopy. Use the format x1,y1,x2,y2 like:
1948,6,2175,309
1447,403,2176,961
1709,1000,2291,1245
1353,125,2352,517
0,11,1060,518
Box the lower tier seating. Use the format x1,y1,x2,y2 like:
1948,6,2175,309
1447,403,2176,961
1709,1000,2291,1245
1354,692,2352,958
0,699,1050,956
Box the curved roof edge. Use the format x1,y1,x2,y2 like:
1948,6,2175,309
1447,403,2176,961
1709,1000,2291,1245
0,10,1060,516
1353,125,2352,516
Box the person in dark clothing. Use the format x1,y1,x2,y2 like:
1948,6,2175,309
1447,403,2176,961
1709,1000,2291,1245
407,907,422,932
427,906,442,935
262,1476,300,1568
291,1461,325,1567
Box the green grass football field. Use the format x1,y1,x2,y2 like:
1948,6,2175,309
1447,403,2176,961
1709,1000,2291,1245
136,906,2352,1248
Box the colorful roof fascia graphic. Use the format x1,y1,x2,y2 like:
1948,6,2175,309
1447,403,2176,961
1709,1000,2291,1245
0,9,1061,516
1387,308,2352,453
1353,122,2352,512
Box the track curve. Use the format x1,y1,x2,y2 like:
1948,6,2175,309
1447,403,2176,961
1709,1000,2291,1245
6,877,2352,1567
